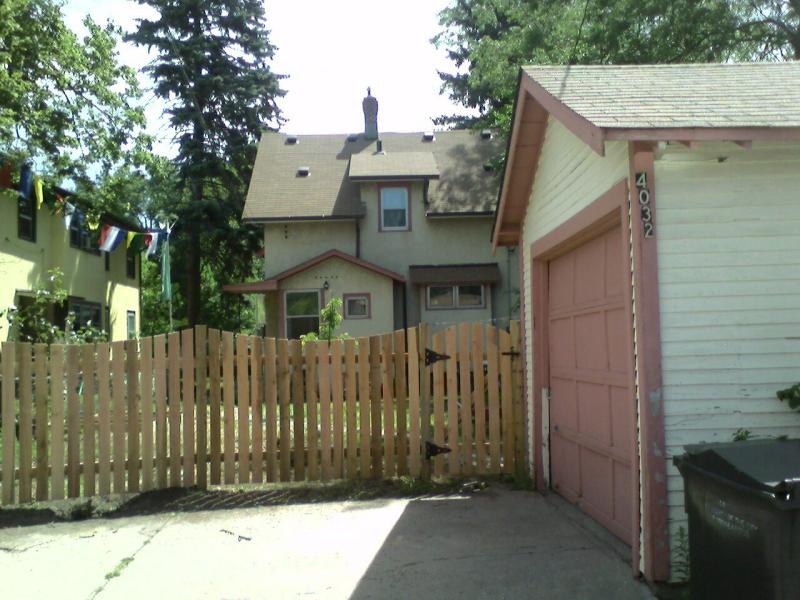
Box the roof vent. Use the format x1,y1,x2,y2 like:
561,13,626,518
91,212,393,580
483,162,494,172
346,134,359,142
422,131,435,142
296,166,310,177
375,139,385,154
480,129,492,140
286,135,299,145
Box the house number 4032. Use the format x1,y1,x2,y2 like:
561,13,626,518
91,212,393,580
635,172,654,238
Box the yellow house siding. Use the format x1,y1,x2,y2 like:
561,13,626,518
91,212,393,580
0,190,140,341
280,256,394,338
518,116,630,470
655,142,800,564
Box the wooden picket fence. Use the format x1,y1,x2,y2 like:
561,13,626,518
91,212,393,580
0,321,524,506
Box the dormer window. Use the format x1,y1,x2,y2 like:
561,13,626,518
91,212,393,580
379,186,410,231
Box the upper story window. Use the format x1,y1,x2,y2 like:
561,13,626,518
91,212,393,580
379,186,409,231
426,284,486,310
69,214,100,254
17,192,36,242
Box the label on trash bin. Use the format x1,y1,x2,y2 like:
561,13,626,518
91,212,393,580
706,497,759,539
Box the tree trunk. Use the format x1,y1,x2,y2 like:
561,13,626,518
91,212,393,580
186,116,205,327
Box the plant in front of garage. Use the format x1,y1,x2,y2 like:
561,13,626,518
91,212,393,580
300,297,351,344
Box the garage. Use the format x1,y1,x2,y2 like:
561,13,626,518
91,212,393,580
547,223,635,544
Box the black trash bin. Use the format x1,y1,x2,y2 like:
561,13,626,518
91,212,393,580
674,439,800,600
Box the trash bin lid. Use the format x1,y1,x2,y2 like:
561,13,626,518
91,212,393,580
677,439,800,508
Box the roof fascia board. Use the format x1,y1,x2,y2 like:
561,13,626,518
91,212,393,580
520,72,606,156
270,249,406,283
349,174,440,182
605,126,800,142
242,215,362,224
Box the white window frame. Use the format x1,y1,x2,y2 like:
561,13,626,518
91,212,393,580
284,289,321,338
426,284,486,310
379,186,410,231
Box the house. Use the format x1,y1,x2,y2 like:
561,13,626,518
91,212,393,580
226,91,519,338
492,62,800,583
0,180,142,341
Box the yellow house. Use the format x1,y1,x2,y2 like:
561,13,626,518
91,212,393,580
0,186,141,341
226,91,519,338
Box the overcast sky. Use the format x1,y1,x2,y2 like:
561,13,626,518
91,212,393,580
62,0,473,156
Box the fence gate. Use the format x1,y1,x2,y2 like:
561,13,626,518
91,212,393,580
0,321,525,505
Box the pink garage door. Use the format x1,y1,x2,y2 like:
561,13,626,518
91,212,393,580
547,224,635,544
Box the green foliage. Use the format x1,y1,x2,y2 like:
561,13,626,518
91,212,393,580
300,298,351,344
432,0,795,135
776,382,800,413
126,0,285,326
673,526,691,583
732,428,754,441
0,0,149,183
3,269,107,344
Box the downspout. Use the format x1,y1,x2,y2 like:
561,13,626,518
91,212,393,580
506,247,515,326
402,282,408,331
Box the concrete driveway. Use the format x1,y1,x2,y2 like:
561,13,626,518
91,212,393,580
0,487,654,600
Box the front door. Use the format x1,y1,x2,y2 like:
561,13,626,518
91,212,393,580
547,224,635,543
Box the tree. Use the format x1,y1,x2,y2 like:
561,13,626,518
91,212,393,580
736,1,800,59
432,0,750,133
126,0,285,327
0,0,148,183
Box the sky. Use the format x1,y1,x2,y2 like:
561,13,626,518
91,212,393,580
62,0,473,156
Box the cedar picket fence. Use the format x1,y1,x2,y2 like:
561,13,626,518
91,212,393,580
0,321,525,506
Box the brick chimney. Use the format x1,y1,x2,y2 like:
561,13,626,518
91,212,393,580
362,87,378,140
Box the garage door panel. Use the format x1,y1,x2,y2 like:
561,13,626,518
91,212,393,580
550,377,577,431
548,222,635,546
574,312,608,371
549,317,574,369
576,381,611,445
551,434,580,500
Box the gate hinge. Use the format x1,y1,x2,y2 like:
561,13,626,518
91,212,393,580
501,350,520,357
425,348,450,366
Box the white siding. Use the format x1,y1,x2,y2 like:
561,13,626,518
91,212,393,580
519,116,629,470
655,141,800,562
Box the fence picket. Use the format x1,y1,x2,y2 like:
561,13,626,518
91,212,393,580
66,345,80,498
236,335,250,483
357,337,370,478
471,323,487,474
486,327,501,473
380,333,394,478
208,329,221,485
345,339,359,479
264,338,278,482
305,341,319,481
417,324,431,481
111,341,127,493
195,326,208,488
18,343,33,503
97,343,112,494
153,335,168,489
140,336,154,491
318,340,332,481
2,343,17,504
277,339,291,481
432,331,445,477
222,331,235,484
369,335,382,480
510,321,526,479
459,323,473,476
499,328,514,474
181,329,194,487
34,344,49,500
445,327,459,476
394,330,407,476
250,336,263,483
127,339,141,492
81,344,96,497
330,340,344,479
167,332,181,487
50,345,66,500
290,340,305,481
406,327,420,477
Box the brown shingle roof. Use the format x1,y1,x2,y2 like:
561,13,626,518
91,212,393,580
349,152,439,180
523,62,800,129
243,130,503,221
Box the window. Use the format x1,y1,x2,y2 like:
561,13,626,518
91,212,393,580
379,186,409,231
426,284,485,310
285,290,320,339
69,214,99,254
104,251,110,271
17,192,36,242
69,300,102,330
127,310,136,339
126,246,136,279
344,294,370,319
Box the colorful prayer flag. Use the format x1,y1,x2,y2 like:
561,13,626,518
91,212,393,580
145,232,161,259
99,225,126,252
34,178,43,209
128,233,146,253
126,231,136,248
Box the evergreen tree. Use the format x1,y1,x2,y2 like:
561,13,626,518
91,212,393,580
127,0,285,326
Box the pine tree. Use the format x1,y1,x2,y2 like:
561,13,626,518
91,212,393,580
127,0,285,326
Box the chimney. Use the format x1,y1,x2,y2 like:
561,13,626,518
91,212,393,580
362,87,378,140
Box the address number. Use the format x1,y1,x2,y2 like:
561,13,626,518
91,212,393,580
635,172,654,238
